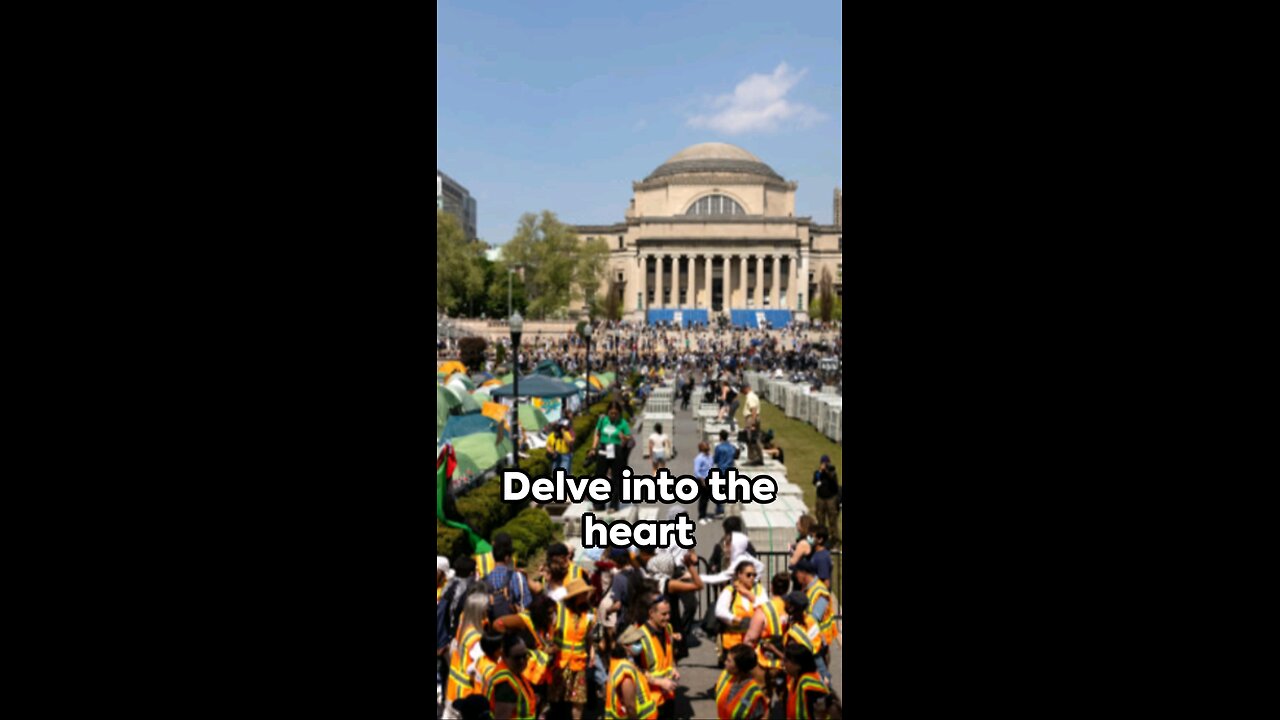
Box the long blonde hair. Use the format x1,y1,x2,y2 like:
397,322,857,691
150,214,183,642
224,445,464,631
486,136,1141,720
458,591,490,638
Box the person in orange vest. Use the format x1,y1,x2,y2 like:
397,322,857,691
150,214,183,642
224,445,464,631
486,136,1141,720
716,560,765,666
783,645,832,720
549,579,595,720
445,593,491,719
781,592,824,680
714,645,767,720
494,594,560,707
541,543,587,602
793,559,836,685
742,572,793,698
634,592,679,720
486,634,539,720
472,633,504,698
606,625,658,719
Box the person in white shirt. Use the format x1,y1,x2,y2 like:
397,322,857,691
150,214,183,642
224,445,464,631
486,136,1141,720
647,423,670,474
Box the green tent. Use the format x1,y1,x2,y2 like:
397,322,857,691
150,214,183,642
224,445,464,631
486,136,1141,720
438,386,462,411
533,360,565,378
447,374,476,392
440,385,481,415
437,399,450,440
472,388,492,404
518,404,551,432
452,433,512,482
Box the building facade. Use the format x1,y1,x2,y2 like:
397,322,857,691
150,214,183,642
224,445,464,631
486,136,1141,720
573,143,841,327
437,170,478,242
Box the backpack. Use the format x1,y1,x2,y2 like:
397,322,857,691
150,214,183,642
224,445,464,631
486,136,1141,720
485,569,525,622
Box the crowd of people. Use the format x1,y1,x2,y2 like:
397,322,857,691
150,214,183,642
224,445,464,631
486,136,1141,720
438,321,843,717
437,512,842,719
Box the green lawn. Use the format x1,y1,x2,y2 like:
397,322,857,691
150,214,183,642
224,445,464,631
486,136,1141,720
738,397,843,513
738,396,845,609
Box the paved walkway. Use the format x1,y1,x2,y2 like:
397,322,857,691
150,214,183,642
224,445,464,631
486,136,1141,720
628,384,843,719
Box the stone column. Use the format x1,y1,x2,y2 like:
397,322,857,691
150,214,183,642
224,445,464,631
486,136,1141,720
736,255,746,309
671,254,681,308
754,256,763,308
654,254,664,309
704,254,713,311
799,252,810,312
685,255,695,310
773,254,783,309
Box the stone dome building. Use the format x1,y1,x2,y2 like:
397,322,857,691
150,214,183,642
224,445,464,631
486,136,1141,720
574,142,842,327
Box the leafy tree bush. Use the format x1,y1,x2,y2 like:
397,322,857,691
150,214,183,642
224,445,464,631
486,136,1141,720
459,337,487,371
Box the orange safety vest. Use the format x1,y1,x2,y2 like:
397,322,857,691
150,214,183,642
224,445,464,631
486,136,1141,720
784,614,822,655
804,581,838,644
787,671,828,719
715,670,766,720
638,623,676,705
447,626,482,701
719,587,758,652
486,662,536,719
605,658,657,719
513,612,553,686
754,598,788,670
554,601,591,671
473,654,499,697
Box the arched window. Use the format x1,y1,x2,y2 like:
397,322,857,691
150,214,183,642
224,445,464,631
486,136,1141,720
686,195,745,217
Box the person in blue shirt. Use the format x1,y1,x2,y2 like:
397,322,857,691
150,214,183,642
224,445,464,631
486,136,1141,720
693,441,715,524
711,429,737,519
810,525,833,589
482,534,533,612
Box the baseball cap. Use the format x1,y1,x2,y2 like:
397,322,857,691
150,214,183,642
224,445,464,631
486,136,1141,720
820,455,830,464
793,558,818,575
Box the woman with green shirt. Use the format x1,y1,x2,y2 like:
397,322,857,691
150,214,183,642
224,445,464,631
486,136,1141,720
590,401,631,512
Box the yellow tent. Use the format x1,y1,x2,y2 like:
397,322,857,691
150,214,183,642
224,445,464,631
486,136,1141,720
588,375,605,389
438,361,467,376
481,402,508,423
480,378,503,388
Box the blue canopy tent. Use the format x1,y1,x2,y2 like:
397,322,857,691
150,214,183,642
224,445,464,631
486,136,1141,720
439,414,499,443
488,374,580,398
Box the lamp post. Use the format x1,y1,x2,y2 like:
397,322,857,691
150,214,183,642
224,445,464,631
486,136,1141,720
583,320,593,403
509,312,523,469
508,264,524,319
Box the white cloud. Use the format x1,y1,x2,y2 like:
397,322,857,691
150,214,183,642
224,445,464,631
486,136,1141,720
688,63,825,135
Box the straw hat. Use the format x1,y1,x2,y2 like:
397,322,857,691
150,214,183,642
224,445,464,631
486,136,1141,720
562,577,592,602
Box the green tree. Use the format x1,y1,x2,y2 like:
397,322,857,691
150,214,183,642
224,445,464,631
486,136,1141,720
819,267,835,323
601,276,623,322
574,237,610,311
436,211,483,315
502,211,608,319
809,268,842,323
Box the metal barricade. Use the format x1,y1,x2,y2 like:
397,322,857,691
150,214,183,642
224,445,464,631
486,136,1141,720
700,550,843,622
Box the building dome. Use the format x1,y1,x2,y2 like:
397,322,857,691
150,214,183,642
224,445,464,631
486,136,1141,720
646,142,783,181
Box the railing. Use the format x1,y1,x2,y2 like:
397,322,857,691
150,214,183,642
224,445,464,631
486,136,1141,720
700,549,843,622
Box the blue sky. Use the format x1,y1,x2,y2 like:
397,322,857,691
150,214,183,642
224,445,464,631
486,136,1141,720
437,0,842,245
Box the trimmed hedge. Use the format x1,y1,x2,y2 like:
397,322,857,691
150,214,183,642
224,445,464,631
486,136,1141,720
494,507,558,567
436,523,469,560
435,389,633,559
